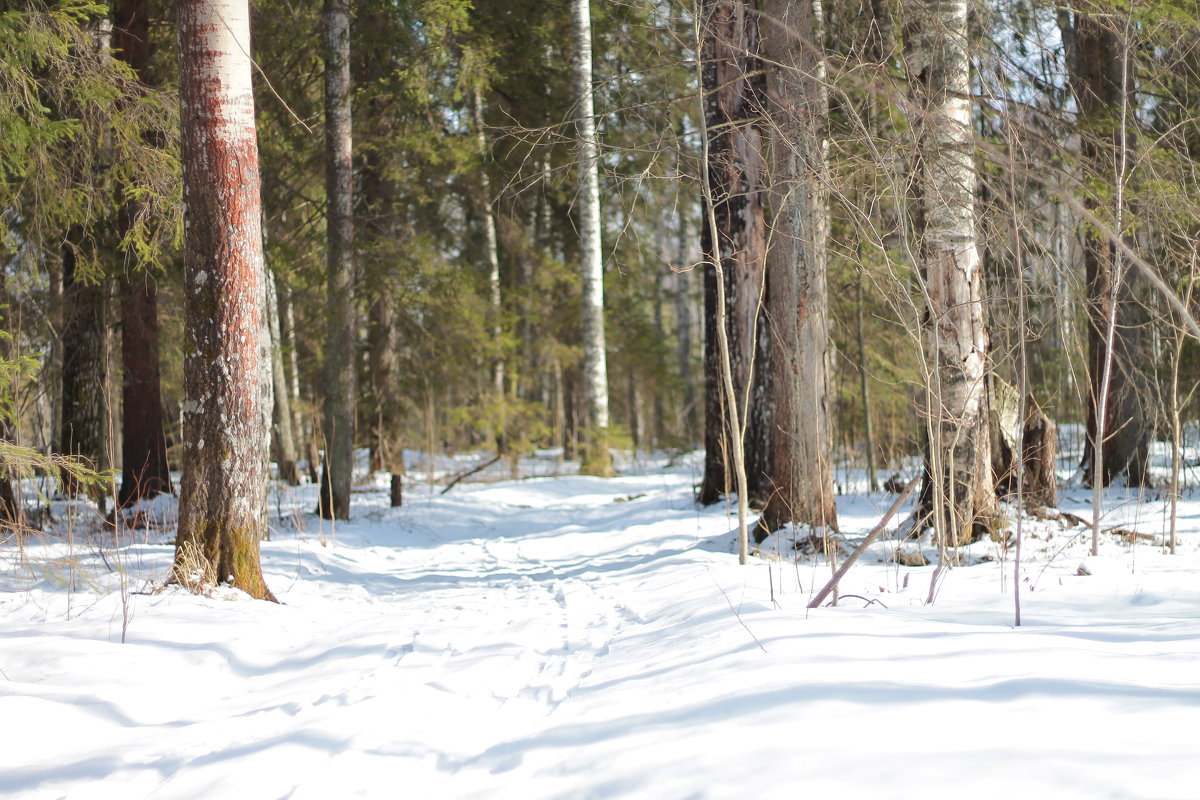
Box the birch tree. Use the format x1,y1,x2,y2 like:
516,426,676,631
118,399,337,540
172,0,274,600
318,0,356,519
905,0,998,546
572,0,613,476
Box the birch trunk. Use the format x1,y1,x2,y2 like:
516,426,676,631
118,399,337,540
906,0,997,545
317,0,356,520
172,0,274,600
757,0,838,536
571,0,613,476
474,87,505,401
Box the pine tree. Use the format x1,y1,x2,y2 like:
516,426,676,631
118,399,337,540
172,0,274,600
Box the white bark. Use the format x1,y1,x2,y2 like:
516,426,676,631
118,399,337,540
571,0,610,433
907,0,994,544
473,86,505,397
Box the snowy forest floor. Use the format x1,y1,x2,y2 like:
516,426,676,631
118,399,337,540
2,447,1200,799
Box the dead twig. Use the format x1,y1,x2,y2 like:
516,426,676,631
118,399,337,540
808,475,919,609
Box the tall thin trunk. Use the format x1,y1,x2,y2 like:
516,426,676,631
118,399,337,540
172,0,274,600
474,86,505,401
856,270,879,491
757,0,838,536
571,0,613,476
265,268,298,485
0,273,23,527
675,196,697,439
278,281,315,484
113,0,172,508
697,0,771,507
317,0,356,520
1065,7,1148,488
906,0,997,546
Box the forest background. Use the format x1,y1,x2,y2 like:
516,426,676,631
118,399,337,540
2,0,1200,598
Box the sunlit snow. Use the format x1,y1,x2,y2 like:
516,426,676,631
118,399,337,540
2,446,1199,799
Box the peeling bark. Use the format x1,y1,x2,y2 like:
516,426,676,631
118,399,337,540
906,0,998,545
757,0,838,536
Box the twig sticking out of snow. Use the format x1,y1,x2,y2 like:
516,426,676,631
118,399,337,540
808,476,920,609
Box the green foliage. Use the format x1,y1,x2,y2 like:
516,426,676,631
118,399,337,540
0,0,180,275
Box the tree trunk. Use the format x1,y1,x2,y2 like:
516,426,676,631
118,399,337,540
906,0,997,546
992,376,1057,509
698,0,771,507
317,0,356,520
756,0,838,536
1066,8,1148,487
117,274,171,505
278,282,316,485
0,273,24,528
172,0,274,600
59,233,108,505
265,268,299,485
675,200,698,440
571,0,613,476
113,0,172,509
474,86,505,401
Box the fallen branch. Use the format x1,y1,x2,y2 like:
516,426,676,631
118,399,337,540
439,454,503,495
808,475,920,609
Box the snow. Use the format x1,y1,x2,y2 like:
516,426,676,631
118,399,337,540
3,450,1200,799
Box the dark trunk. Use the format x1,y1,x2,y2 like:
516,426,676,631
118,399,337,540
318,0,357,519
59,233,108,505
117,273,171,505
113,0,171,508
756,0,839,535
1068,8,1148,487
698,0,771,507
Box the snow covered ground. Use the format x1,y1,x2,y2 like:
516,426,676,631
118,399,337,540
2,450,1200,799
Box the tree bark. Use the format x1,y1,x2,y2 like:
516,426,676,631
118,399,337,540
757,0,838,536
112,0,173,508
117,273,171,505
571,0,613,476
675,193,698,440
265,268,299,485
0,273,23,527
474,86,505,401
172,0,274,601
317,0,356,520
59,233,108,505
1066,7,1148,487
906,0,997,545
698,0,771,507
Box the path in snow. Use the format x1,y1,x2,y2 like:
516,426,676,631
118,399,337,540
3,457,1200,798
